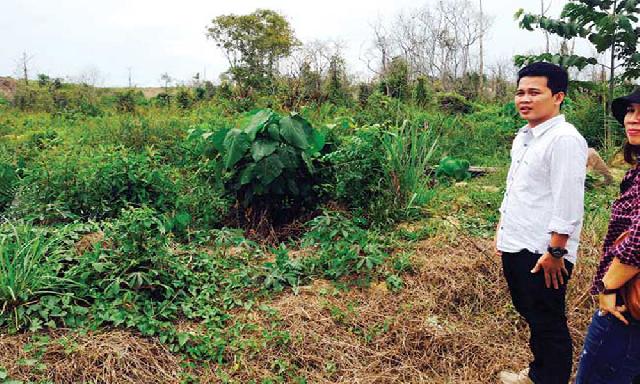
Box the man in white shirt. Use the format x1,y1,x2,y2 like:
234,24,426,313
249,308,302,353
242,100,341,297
496,62,588,384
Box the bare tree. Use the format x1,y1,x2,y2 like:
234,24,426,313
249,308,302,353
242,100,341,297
14,51,34,85
363,0,492,90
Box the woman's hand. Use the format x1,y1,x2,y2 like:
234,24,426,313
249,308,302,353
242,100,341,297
598,292,629,325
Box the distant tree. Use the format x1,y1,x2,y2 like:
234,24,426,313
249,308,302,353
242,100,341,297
37,74,50,87
414,76,432,106
515,0,640,105
515,0,640,146
206,9,299,93
380,56,410,100
324,54,351,105
160,72,173,93
357,82,374,106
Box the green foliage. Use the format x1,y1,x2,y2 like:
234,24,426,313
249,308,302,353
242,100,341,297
356,91,412,126
14,148,177,222
207,9,299,92
0,163,18,213
321,125,391,216
413,76,432,107
301,211,388,280
380,57,410,100
176,88,194,109
115,90,137,113
436,92,473,114
189,109,325,224
357,82,374,106
153,92,172,107
324,55,352,106
381,120,438,213
435,156,471,182
0,222,70,330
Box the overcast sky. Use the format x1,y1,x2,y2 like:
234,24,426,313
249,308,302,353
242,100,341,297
1,0,584,87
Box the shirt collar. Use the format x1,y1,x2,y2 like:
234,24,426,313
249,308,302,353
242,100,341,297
526,114,565,138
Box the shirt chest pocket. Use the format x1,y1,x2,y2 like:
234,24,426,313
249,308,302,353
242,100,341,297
513,150,549,188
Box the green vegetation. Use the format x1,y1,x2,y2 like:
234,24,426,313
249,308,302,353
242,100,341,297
0,5,635,380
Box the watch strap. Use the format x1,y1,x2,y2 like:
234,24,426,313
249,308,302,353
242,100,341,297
547,246,568,259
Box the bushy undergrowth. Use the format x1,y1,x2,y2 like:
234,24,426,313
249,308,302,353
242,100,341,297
12,148,177,222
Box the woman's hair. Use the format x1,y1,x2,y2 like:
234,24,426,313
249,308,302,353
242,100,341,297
623,141,639,165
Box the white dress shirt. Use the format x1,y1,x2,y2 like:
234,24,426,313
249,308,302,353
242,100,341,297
496,114,588,264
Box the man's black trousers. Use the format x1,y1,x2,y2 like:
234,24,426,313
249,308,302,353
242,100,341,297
502,249,574,384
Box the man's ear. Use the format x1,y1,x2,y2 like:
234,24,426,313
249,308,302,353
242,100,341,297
554,92,566,106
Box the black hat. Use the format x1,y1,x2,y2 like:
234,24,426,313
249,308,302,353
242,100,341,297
612,88,640,125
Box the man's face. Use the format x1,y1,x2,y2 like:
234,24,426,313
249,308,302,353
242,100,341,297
515,76,564,128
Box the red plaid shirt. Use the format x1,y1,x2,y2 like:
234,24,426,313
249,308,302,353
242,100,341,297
590,165,640,295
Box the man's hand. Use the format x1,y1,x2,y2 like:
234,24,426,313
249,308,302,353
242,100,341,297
494,237,502,258
530,253,569,289
598,292,629,325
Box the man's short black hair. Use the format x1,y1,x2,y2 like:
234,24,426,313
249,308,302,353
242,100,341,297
517,62,568,95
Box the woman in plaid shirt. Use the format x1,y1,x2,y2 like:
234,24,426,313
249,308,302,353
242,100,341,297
576,88,640,383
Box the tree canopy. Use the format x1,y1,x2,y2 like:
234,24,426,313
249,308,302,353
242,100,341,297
206,9,299,92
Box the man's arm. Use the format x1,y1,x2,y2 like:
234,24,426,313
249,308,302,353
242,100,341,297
531,135,587,289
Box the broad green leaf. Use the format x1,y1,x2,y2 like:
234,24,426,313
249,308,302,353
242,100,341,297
251,139,278,162
243,109,273,140
223,129,251,169
178,333,189,347
267,122,281,141
211,127,230,152
279,116,309,149
255,155,284,186
309,131,326,154
276,146,300,169
240,163,256,185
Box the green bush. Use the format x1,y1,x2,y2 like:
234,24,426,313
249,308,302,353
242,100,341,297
436,92,473,114
189,109,326,226
322,125,394,220
115,90,137,113
14,148,177,222
176,88,193,109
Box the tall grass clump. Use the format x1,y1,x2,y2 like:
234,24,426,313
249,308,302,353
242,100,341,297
381,120,438,213
0,222,68,327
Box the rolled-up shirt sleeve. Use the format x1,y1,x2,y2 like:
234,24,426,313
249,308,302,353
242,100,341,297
547,135,587,235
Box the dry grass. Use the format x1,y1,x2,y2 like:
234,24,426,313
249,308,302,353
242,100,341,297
203,234,601,383
0,330,180,383
0,232,603,383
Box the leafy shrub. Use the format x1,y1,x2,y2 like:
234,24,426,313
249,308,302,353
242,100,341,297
189,109,325,226
413,76,432,107
301,211,388,280
115,90,137,113
176,88,193,109
436,92,473,114
322,125,392,217
356,91,411,126
14,148,177,221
